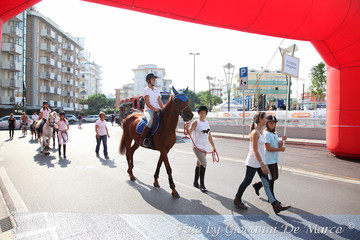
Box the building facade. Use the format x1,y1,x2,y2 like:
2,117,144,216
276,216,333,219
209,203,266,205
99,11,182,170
133,64,172,95
0,13,25,109
115,83,134,110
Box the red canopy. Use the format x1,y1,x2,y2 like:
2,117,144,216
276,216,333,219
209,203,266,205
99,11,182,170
1,0,359,158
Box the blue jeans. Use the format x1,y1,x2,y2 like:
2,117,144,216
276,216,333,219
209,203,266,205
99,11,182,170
236,165,277,204
95,135,108,157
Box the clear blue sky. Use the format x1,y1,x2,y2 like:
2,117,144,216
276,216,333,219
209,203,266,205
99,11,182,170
35,0,323,98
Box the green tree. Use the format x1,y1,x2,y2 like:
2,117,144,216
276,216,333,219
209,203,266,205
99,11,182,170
178,89,199,111
309,62,327,102
87,94,108,114
196,91,222,111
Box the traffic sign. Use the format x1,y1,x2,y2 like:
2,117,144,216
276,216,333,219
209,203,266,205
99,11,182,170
239,67,248,91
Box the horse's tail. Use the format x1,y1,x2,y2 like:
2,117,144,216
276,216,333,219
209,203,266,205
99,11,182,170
120,133,126,155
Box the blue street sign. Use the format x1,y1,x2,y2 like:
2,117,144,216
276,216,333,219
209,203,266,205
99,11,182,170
239,67,248,91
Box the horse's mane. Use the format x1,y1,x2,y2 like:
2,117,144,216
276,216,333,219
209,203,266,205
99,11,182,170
163,94,174,111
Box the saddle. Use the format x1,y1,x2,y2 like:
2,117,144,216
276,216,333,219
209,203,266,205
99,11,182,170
136,112,161,149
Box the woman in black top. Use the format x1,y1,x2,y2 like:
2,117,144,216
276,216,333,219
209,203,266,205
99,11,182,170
8,113,16,140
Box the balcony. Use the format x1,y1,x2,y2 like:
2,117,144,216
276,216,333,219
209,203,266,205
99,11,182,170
57,62,62,69
54,88,62,95
1,78,21,89
1,61,22,72
39,86,54,93
63,103,74,111
62,55,74,63
55,35,62,43
75,81,79,87
62,43,74,51
75,103,80,109
40,57,56,67
56,101,62,107
62,79,74,85
57,49,62,56
62,67,74,74
40,28,56,40
40,43,56,53
82,104,89,110
2,25,22,38
75,59,79,65
1,42,22,55
54,74,61,82
1,96,15,105
62,91,74,97
75,92,79,98
40,72,55,80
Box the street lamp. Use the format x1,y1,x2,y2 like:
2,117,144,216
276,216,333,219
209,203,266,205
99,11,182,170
223,63,235,111
189,53,200,93
206,76,215,111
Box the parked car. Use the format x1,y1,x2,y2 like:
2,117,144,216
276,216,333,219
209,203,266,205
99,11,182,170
65,115,78,124
0,115,33,129
82,115,99,123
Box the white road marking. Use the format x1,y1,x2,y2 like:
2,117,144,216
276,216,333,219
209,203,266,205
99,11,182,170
0,167,28,212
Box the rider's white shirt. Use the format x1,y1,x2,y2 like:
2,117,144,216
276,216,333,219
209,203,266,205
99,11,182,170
95,119,107,136
40,108,51,119
32,115,39,122
143,87,161,111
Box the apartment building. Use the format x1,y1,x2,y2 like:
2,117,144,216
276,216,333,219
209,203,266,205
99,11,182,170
133,64,172,95
0,13,25,109
115,83,134,110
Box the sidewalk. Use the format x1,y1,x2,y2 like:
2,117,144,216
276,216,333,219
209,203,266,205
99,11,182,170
177,129,327,148
0,188,15,239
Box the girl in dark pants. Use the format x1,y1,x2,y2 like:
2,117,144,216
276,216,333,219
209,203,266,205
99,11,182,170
8,113,16,140
233,112,290,214
253,115,286,201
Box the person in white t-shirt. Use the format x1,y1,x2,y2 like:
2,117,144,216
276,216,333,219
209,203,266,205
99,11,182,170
140,73,164,147
186,106,216,193
95,112,110,159
38,101,51,133
56,111,69,159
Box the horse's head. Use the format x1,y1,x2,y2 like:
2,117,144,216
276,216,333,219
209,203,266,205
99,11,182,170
172,86,193,122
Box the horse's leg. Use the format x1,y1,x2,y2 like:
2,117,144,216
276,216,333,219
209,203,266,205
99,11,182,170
161,151,179,198
126,139,138,181
153,158,162,188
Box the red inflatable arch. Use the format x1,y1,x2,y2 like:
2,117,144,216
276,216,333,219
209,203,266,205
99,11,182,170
1,0,360,158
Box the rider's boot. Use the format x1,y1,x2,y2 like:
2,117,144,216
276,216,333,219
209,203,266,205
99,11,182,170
199,165,208,193
58,144,61,157
193,166,200,188
63,145,66,159
139,126,151,147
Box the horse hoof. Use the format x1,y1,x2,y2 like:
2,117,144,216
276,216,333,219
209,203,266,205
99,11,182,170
130,176,136,181
172,192,180,198
45,152,50,155
153,182,160,188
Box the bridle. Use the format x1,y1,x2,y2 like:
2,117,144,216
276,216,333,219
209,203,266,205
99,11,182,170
45,116,56,128
162,94,191,119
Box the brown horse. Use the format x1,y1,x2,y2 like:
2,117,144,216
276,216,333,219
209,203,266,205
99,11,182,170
119,87,193,198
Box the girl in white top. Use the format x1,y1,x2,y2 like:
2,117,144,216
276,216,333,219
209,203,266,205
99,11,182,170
233,112,290,214
56,112,69,159
38,101,51,133
95,112,110,159
186,106,216,193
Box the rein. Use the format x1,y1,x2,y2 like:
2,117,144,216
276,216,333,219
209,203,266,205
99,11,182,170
184,122,220,163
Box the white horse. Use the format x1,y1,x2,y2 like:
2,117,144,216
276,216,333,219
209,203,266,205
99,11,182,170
36,113,56,155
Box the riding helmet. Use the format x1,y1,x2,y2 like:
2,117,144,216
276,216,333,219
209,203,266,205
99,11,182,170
197,105,208,114
146,73,159,82
43,101,48,105
59,111,65,116
266,115,278,122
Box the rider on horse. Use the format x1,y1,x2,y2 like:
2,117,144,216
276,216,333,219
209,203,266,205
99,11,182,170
140,73,164,147
38,101,51,134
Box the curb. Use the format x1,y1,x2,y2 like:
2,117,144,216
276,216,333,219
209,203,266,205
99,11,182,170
176,130,327,148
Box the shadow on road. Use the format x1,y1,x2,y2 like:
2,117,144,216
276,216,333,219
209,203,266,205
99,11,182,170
98,156,117,168
28,139,39,144
58,157,71,168
33,152,56,168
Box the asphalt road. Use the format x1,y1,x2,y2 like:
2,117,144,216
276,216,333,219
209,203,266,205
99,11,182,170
0,123,359,239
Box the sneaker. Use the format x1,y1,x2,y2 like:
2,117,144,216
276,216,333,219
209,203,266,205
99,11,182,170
105,156,110,160
234,197,248,210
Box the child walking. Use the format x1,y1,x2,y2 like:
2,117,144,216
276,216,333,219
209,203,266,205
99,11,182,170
186,106,216,193
95,112,110,159
56,112,69,159
252,115,286,201
233,112,290,214
8,113,16,140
